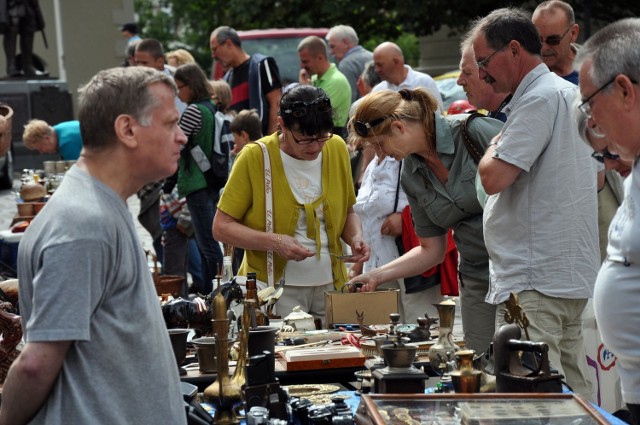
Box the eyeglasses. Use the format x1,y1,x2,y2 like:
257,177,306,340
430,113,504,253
578,77,616,118
476,42,509,70
175,83,186,90
210,40,223,56
281,97,332,117
592,149,620,163
289,130,332,145
353,117,387,137
541,26,572,46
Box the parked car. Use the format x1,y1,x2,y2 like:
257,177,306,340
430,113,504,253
0,105,14,190
212,28,330,85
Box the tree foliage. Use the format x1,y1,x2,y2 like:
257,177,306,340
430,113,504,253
134,0,640,73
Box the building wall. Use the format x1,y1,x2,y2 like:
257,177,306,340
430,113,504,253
418,26,462,77
0,0,135,117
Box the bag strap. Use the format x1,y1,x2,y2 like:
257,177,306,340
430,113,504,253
256,141,275,287
460,112,486,164
392,159,402,214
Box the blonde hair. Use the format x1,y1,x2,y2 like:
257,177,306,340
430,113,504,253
347,88,439,150
209,80,232,113
166,49,196,67
23,119,53,149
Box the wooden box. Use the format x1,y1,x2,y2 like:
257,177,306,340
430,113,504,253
324,289,399,328
279,346,366,371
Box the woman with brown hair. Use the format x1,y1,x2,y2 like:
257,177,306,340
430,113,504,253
347,88,502,354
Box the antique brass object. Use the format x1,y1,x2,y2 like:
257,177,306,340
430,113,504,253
203,285,242,424
230,300,253,388
450,349,482,393
427,299,459,370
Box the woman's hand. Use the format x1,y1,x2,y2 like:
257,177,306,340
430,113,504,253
347,271,380,293
276,234,315,262
348,238,370,263
348,262,363,280
381,212,403,237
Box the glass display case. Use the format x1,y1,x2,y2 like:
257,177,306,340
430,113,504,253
355,393,609,425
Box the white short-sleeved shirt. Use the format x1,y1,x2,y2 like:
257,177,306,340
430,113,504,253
483,64,599,304
372,65,444,108
594,159,640,405
354,156,408,272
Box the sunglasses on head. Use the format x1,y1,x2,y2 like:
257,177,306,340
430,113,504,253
281,97,331,118
353,117,387,137
592,150,620,163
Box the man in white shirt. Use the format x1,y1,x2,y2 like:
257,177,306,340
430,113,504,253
471,7,598,399
371,41,443,108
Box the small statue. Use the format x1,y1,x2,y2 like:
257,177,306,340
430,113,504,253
356,310,378,337
0,0,46,77
503,292,531,341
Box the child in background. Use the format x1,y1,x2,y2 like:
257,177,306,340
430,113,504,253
230,109,262,163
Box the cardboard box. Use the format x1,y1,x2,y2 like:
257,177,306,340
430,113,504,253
324,289,399,328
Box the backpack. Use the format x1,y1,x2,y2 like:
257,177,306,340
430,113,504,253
196,100,233,190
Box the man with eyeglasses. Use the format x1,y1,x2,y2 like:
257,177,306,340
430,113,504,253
532,1,580,85
574,18,640,424
210,26,283,136
471,7,599,400
456,37,511,122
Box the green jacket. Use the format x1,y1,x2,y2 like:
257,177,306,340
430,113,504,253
177,100,215,198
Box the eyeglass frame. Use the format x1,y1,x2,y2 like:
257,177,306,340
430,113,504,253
476,42,509,70
353,116,387,137
288,129,333,145
579,75,639,118
210,39,224,56
281,97,332,118
591,149,620,163
578,77,616,118
540,26,572,46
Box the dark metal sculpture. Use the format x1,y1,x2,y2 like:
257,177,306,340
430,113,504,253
0,0,46,77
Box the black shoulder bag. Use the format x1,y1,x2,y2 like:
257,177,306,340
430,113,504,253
460,112,487,163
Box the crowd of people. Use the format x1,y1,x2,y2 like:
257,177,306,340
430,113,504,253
3,1,640,423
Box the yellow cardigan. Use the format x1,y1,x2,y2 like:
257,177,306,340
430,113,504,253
217,133,356,288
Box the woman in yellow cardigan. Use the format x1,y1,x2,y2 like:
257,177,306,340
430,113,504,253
213,86,370,322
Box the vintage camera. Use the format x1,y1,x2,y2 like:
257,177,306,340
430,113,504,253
190,145,211,172
243,352,288,420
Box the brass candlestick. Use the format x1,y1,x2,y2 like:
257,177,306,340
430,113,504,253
203,284,242,424
230,299,253,388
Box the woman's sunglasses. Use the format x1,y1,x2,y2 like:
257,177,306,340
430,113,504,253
282,97,331,118
353,117,386,137
592,150,620,163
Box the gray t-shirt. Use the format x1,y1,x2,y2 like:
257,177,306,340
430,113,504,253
401,113,503,281
18,166,186,425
